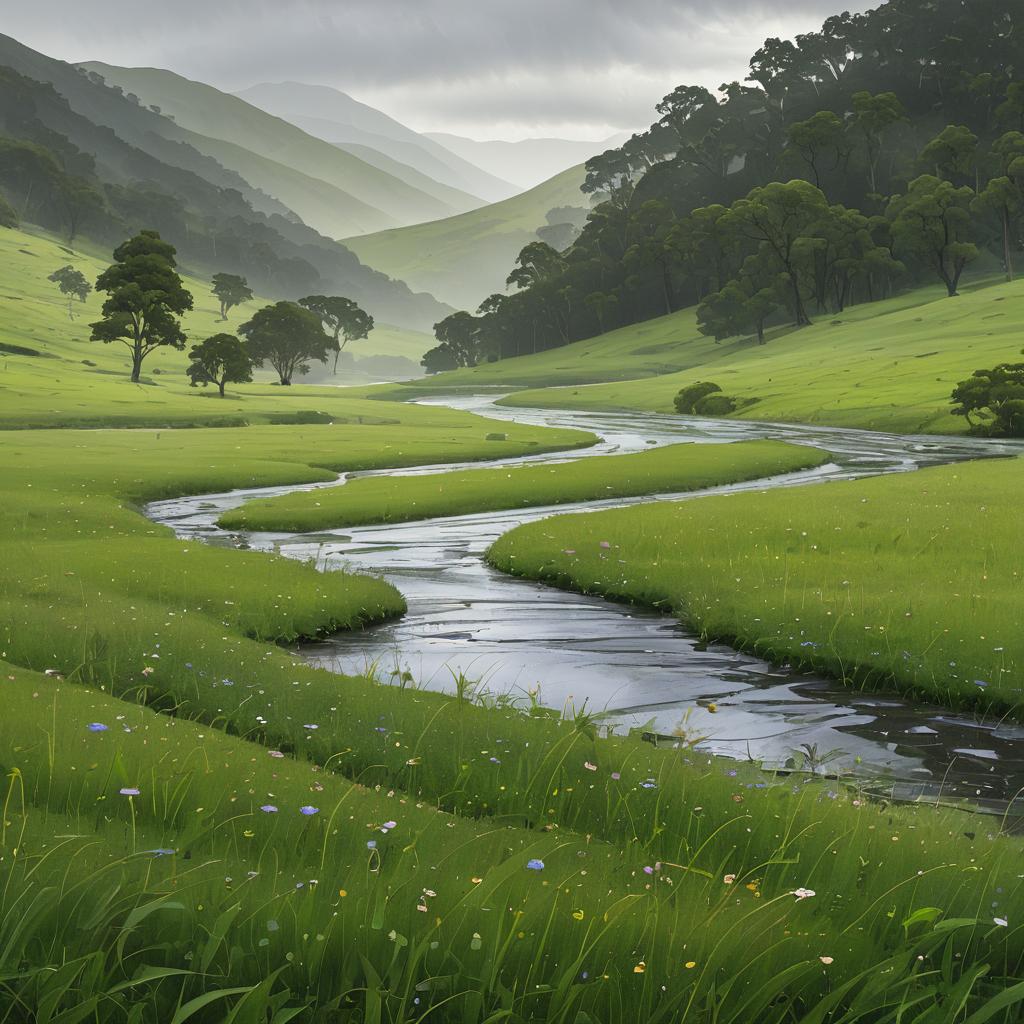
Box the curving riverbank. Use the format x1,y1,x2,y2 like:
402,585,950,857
147,394,1024,809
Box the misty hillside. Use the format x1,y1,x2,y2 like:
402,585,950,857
81,63,486,235
0,32,451,330
236,81,518,203
346,163,589,310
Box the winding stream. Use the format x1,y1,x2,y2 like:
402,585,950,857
147,395,1024,811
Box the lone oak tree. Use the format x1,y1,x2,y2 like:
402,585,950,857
90,230,193,382
185,333,253,396
239,301,331,385
298,294,374,372
210,273,253,321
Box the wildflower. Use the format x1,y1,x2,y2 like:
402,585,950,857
723,874,736,884
793,888,816,900
572,910,584,920
87,723,109,732
141,666,154,677
268,750,285,758
471,877,483,884
995,917,1009,927
643,866,654,875
819,956,833,965
299,805,319,816
563,549,576,555
367,840,377,850
147,848,175,857
260,804,278,813
303,723,319,729
526,859,545,871
685,961,696,969
633,961,645,973
380,820,397,832
611,772,621,781
119,787,140,796
583,761,597,771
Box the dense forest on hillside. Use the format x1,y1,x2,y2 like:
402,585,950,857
421,0,1024,369
0,35,450,331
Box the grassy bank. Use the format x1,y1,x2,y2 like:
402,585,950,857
380,276,1024,435
488,455,1024,717
219,440,828,532
9,640,1024,1020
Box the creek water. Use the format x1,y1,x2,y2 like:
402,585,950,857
147,395,1024,812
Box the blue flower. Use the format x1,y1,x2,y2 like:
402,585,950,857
87,723,109,732
119,787,140,796
260,804,278,813
299,805,319,816
526,859,545,871
367,840,377,849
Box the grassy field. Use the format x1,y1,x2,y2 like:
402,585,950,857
489,454,1024,717
220,440,828,532
8,222,1024,1017
379,275,1024,435
0,225,433,426
345,165,588,310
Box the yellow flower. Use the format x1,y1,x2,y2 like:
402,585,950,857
685,961,697,969
634,961,646,974
572,910,585,920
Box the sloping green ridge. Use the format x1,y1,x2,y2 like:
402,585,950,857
345,164,588,310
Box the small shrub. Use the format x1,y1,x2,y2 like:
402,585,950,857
674,381,722,414
693,392,737,416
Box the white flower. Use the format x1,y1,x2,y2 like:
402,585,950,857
792,888,816,900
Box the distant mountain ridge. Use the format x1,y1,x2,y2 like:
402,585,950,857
425,132,630,190
80,62,487,236
235,81,519,204
0,32,451,330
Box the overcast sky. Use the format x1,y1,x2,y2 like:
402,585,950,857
4,0,874,141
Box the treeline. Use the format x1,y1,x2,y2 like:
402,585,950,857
422,0,1024,371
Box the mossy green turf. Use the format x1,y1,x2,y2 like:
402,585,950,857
488,455,1024,718
382,275,1024,435
220,440,827,532
0,225,431,427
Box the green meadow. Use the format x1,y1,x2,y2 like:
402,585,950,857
0,226,432,427
488,455,1024,717
220,439,827,532
5,222,1024,1018
383,276,1024,435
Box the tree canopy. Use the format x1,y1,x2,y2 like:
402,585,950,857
298,295,374,372
238,301,332,385
210,273,253,321
185,333,254,396
89,230,193,381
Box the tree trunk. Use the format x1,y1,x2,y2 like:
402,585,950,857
755,321,766,345
1003,206,1014,282
218,377,226,397
130,344,144,383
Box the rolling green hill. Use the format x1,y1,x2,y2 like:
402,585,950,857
381,276,1024,434
345,164,589,310
81,62,486,235
0,225,431,423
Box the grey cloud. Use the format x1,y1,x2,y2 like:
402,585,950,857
4,0,875,137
